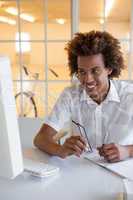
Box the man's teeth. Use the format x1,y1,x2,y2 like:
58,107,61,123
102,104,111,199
87,85,95,89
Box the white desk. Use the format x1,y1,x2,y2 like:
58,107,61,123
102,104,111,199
0,118,125,200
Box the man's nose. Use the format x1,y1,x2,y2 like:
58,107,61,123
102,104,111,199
85,71,94,82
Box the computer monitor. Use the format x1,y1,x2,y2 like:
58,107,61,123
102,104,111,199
0,56,23,179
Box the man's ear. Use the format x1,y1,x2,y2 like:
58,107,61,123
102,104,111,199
107,68,112,75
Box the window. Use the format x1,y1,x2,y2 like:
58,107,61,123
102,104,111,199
15,32,31,53
0,0,133,118
79,0,132,80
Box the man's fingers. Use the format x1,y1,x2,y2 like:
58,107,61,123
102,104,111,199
102,143,116,150
66,136,87,150
61,134,92,158
97,147,104,156
64,136,88,157
65,142,83,155
69,139,86,150
104,152,118,161
103,149,118,156
71,135,87,145
101,146,121,162
98,143,130,163
108,156,119,163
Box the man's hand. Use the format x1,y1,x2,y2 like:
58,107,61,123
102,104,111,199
58,135,87,158
97,143,130,163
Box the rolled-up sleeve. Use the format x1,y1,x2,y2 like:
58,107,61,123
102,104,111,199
44,88,72,132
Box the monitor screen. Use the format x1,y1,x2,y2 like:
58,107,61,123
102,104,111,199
0,56,23,179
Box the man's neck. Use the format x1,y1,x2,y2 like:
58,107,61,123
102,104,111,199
91,81,111,104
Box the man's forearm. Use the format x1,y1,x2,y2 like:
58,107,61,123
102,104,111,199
34,135,62,157
40,142,62,157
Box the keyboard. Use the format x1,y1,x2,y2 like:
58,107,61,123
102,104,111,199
24,158,60,178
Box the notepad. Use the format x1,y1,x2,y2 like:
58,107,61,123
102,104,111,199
84,149,133,181
24,158,60,178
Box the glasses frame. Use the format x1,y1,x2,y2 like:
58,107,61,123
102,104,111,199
72,120,93,153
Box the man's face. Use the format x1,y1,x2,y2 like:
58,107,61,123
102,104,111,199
77,54,112,103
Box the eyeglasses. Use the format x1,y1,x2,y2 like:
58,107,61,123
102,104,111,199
72,120,93,153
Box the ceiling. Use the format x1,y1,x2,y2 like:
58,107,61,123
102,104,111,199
0,0,131,24
80,0,131,22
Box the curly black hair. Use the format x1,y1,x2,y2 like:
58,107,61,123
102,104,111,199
65,30,125,78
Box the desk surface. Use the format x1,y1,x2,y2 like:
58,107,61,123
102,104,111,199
0,118,125,200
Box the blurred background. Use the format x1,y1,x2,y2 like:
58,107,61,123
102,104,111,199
0,0,132,118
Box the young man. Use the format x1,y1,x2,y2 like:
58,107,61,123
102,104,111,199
34,31,133,162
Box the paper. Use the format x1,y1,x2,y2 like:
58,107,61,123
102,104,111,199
84,149,133,181
83,149,109,166
107,160,133,181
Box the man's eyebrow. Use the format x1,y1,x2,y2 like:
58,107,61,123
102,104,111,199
78,68,84,70
78,66,101,70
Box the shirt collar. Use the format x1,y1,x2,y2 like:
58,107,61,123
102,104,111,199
80,80,120,104
105,80,120,103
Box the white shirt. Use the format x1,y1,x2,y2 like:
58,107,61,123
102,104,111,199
45,80,133,148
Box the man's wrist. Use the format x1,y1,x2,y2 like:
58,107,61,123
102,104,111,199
52,143,67,158
125,145,133,158
129,145,133,157
52,143,63,157
56,145,68,159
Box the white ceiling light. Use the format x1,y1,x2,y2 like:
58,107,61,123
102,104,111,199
99,0,115,24
100,19,104,24
105,0,115,18
20,13,35,23
7,18,16,25
0,16,16,25
5,7,35,23
55,18,66,25
5,7,18,15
